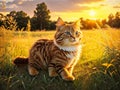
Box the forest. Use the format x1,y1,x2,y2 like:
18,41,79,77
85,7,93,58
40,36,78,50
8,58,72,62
0,2,120,31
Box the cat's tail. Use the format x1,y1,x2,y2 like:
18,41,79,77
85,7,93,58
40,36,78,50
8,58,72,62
13,57,28,65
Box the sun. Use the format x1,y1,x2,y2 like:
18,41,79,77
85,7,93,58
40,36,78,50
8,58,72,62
89,10,97,20
89,10,96,17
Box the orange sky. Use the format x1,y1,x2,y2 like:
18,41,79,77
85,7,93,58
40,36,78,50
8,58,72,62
0,0,120,21
50,0,120,21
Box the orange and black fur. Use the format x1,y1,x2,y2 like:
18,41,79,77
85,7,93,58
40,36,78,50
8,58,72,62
14,17,82,81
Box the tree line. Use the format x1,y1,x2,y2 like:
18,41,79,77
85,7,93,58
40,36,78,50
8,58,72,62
80,12,120,29
0,2,56,31
0,2,120,31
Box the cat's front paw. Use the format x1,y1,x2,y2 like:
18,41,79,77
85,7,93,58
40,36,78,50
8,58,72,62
62,75,75,81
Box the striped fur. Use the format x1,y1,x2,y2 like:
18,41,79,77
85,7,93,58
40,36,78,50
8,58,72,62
14,17,82,81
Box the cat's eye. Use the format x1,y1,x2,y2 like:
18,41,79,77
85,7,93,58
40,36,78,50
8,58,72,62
76,31,81,36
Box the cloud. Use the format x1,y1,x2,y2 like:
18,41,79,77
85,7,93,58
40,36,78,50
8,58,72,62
113,3,120,8
100,4,107,6
77,2,107,11
0,1,7,12
68,0,105,4
8,4,18,8
1,0,105,17
45,0,105,12
113,5,120,8
5,0,40,16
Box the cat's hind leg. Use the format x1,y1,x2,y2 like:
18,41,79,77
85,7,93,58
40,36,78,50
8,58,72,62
48,63,58,77
28,65,39,76
48,67,58,77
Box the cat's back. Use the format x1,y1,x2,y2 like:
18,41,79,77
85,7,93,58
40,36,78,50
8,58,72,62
30,39,55,53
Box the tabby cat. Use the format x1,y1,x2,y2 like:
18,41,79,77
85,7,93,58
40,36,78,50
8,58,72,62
14,17,82,81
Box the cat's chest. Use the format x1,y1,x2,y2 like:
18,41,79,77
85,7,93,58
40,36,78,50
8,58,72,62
66,50,81,59
66,52,76,60
65,51,80,67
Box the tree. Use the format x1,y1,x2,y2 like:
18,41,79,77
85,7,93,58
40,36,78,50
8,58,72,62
0,13,4,26
49,21,56,30
6,11,30,30
107,12,120,28
3,15,17,30
30,17,38,30
114,12,120,28
115,12,120,19
26,19,31,31
7,11,17,17
33,2,51,30
15,11,30,30
108,13,114,27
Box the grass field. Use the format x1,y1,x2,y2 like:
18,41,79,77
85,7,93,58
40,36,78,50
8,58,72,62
0,27,120,90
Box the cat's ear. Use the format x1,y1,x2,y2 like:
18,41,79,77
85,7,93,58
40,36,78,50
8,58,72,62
73,19,81,28
56,17,65,27
73,19,83,30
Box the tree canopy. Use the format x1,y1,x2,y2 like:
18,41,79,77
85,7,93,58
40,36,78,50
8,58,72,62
6,11,30,30
31,2,51,30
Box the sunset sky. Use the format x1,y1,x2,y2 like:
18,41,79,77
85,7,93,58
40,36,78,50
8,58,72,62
0,0,120,21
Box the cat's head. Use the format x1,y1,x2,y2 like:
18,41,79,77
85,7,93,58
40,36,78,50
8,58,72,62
54,17,82,47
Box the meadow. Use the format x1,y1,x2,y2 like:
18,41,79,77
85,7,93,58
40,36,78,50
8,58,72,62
0,27,120,90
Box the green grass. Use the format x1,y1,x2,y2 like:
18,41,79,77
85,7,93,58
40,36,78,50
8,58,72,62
0,27,120,90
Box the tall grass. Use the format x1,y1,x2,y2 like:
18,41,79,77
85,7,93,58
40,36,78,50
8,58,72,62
0,27,120,90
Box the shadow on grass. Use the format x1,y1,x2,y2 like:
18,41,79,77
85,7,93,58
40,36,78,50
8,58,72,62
0,58,120,90
0,64,76,90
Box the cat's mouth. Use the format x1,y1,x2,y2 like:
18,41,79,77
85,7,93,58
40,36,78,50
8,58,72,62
70,38,80,43
70,38,76,42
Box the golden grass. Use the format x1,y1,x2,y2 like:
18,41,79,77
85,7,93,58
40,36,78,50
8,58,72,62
0,27,120,90
0,28,120,63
